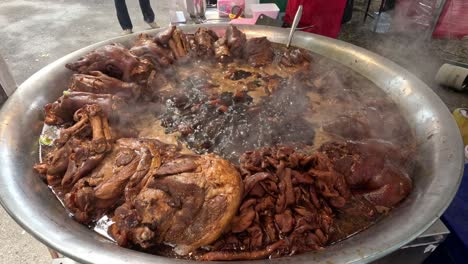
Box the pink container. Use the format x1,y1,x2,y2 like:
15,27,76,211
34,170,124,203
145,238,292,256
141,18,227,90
251,3,279,21
218,0,246,17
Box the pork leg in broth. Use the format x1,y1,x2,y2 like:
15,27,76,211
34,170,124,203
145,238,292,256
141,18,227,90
69,71,141,99
110,154,242,255
44,92,125,125
65,43,152,82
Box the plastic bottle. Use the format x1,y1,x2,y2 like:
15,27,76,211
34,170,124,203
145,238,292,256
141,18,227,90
436,64,468,92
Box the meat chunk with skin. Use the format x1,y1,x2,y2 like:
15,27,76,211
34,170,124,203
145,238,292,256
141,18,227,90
63,138,176,223
243,37,274,67
168,29,189,60
154,25,176,45
193,27,218,58
225,25,246,58
280,48,313,67
65,43,152,82
93,138,172,202
69,71,141,99
130,34,174,67
143,70,174,101
214,37,232,62
109,153,242,255
44,91,125,125
320,140,413,208
35,104,112,189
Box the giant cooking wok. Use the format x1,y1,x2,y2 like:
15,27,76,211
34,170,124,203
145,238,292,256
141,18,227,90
0,25,464,263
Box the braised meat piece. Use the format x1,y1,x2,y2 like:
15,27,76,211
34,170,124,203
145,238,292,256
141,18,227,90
69,71,141,99
281,48,313,67
243,37,274,67
200,146,351,260
109,153,242,256
44,91,125,125
168,28,189,60
154,25,176,45
225,25,246,58
63,138,178,223
320,140,413,208
193,27,218,58
35,104,112,189
214,37,231,62
65,43,152,82
130,34,174,67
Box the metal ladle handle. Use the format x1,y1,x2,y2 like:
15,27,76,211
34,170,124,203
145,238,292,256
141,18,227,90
286,5,303,48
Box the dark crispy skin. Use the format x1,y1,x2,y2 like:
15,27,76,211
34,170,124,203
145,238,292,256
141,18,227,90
65,43,152,82
69,71,141,99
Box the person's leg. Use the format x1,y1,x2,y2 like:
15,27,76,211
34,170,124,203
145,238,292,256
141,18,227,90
138,0,155,23
114,0,133,30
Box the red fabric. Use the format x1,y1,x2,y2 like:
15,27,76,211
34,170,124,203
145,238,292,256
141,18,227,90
433,0,468,39
284,0,347,38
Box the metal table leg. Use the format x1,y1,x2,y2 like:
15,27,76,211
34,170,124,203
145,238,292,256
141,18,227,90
364,0,373,22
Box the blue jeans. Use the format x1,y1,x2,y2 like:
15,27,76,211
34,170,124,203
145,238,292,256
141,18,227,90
114,0,155,30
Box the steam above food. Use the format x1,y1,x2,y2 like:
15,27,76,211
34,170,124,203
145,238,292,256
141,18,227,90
34,25,415,260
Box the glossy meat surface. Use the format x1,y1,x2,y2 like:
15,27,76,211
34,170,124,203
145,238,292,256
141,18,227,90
110,154,242,255
65,43,152,82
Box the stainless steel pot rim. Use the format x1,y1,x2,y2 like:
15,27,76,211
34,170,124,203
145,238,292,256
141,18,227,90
0,24,463,264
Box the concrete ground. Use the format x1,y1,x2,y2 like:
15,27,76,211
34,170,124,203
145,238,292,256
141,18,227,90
0,0,467,263
339,0,468,111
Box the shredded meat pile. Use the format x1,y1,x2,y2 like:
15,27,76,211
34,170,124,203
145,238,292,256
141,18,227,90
199,140,414,260
199,146,350,260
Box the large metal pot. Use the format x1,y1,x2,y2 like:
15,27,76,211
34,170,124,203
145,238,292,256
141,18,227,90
0,25,464,263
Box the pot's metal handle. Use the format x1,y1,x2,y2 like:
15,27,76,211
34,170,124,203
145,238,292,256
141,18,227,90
286,5,303,48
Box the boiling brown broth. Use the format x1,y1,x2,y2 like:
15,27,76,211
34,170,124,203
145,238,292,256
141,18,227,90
40,44,414,258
